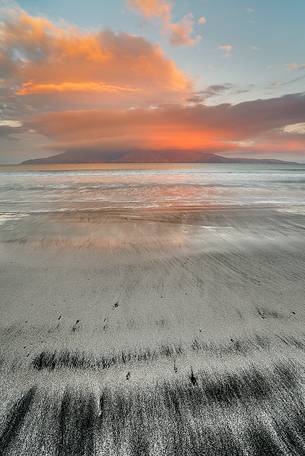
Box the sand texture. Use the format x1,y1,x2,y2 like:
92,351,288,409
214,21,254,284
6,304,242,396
1,207,305,455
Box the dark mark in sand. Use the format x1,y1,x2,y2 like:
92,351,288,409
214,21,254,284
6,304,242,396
0,387,37,453
57,389,96,456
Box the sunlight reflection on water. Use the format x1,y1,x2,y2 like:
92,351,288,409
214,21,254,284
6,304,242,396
0,163,305,215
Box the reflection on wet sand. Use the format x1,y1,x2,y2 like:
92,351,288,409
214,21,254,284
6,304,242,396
1,206,305,455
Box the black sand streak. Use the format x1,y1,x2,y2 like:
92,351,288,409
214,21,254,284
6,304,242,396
162,385,186,455
0,387,37,455
95,388,134,450
247,425,286,456
129,403,150,456
194,428,245,456
277,418,305,455
162,364,297,410
147,384,246,455
0,363,303,455
57,389,96,456
29,335,277,374
110,390,133,448
31,344,184,372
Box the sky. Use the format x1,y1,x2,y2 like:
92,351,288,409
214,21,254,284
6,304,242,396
0,0,305,163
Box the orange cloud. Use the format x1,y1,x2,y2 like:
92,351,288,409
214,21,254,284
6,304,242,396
17,82,142,95
27,93,305,157
127,0,201,46
168,14,201,47
0,10,191,106
127,0,171,19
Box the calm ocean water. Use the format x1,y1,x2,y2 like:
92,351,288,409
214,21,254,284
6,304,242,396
1,163,305,221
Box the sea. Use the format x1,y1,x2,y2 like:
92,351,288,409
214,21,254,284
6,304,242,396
1,163,305,222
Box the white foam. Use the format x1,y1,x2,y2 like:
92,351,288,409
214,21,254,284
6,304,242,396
0,213,30,225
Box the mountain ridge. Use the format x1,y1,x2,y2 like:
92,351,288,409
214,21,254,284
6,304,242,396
22,149,297,165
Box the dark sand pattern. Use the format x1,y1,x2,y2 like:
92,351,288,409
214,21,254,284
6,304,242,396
57,389,96,456
0,387,37,454
1,206,305,454
0,362,304,455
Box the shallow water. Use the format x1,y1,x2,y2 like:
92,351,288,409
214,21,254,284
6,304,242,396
1,163,305,216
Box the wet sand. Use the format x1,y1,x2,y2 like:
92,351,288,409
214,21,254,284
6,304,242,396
1,206,305,455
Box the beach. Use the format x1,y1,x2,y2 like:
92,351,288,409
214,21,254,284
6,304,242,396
1,165,305,455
